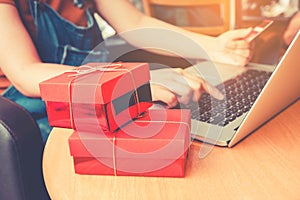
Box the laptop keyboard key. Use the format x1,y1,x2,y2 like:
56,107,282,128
187,69,272,126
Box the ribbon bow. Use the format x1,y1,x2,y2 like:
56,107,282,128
67,62,142,130
69,63,123,77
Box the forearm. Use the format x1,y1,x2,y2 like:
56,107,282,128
95,0,216,60
2,63,73,97
0,4,73,97
119,16,216,60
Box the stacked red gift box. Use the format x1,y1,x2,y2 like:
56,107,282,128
40,62,191,177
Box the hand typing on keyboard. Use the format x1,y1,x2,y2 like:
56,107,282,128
183,69,272,127
150,68,224,108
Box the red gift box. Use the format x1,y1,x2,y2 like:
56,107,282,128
68,109,191,177
39,62,152,132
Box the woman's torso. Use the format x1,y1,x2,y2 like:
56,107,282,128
0,0,97,39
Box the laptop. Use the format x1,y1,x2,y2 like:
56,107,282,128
182,30,300,147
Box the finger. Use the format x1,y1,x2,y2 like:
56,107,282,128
202,81,224,100
177,91,193,105
168,80,193,104
230,28,253,39
225,39,251,50
231,52,253,66
180,70,224,101
150,68,194,104
165,70,200,103
225,49,252,66
150,84,178,108
173,68,184,74
231,48,252,58
225,28,253,49
154,79,193,100
156,69,194,99
151,68,188,92
180,70,205,101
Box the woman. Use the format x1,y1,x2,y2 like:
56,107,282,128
0,0,253,142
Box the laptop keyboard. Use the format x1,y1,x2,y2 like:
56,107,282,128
184,69,272,127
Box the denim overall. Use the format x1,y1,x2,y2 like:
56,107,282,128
3,0,108,143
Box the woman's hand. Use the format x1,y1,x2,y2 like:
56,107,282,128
210,28,254,66
150,68,224,108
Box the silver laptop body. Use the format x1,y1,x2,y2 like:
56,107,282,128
185,31,300,147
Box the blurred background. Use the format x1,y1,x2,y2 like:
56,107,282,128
101,0,300,65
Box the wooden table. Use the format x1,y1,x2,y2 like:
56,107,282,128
43,100,300,200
